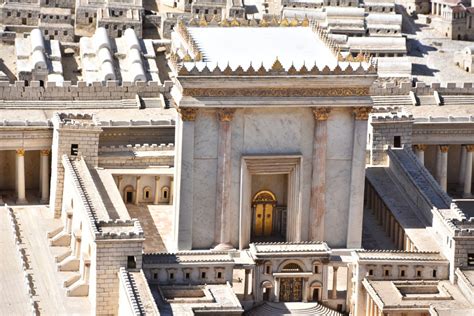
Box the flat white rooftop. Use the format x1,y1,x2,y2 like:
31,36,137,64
187,27,337,70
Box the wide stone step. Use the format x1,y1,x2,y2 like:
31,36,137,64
245,302,343,316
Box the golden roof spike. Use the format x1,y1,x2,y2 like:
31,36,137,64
220,17,230,27
290,17,299,26
199,15,208,26
280,17,289,26
195,51,202,61
230,16,240,26
260,17,269,27
183,51,192,62
302,15,309,27
271,57,284,72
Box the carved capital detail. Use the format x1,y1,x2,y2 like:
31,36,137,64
178,108,198,121
413,144,427,152
312,107,331,121
439,145,449,153
40,149,51,156
217,108,236,122
155,176,160,181
16,148,25,156
353,107,372,120
465,145,474,152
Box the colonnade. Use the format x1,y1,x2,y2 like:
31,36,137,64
365,181,416,251
365,293,383,316
431,1,446,16
413,144,474,196
14,148,50,204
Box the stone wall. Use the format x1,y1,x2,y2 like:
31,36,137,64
0,80,171,101
370,115,413,165
370,80,474,96
98,154,174,169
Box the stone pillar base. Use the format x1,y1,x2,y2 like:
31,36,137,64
16,198,28,205
213,242,234,251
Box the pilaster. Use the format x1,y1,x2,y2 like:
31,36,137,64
310,107,330,241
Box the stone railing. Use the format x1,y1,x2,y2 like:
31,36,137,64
415,116,474,123
118,268,146,316
387,147,451,224
99,143,174,153
371,80,474,96
6,206,39,315
99,119,175,127
371,113,413,122
0,80,172,101
96,219,144,240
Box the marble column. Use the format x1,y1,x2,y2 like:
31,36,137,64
438,145,449,191
214,108,235,250
135,176,141,205
40,149,50,203
169,178,174,205
463,145,474,197
310,107,331,241
243,269,250,300
16,148,27,204
274,279,279,302
413,144,427,165
347,107,371,248
154,176,160,205
332,266,338,299
459,145,467,187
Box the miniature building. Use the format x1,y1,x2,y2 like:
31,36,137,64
15,28,64,83
1,1,474,315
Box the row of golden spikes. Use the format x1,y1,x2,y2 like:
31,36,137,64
176,57,377,76
309,20,372,64
187,14,310,27
176,20,202,60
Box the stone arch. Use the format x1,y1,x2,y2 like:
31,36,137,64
161,186,170,203
123,185,134,204
143,186,152,202
277,259,307,272
261,280,273,301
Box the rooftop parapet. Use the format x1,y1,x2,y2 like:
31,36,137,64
98,143,174,153
53,112,103,130
371,112,413,122
96,219,145,240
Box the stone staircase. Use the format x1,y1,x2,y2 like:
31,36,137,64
245,302,343,316
440,95,474,106
371,95,414,107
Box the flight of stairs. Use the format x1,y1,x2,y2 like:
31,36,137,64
245,302,343,316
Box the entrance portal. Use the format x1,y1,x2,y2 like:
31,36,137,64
252,190,276,237
279,278,303,302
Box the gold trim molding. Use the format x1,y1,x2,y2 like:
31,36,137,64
16,148,25,156
466,145,474,152
40,149,51,156
182,87,370,97
413,144,427,151
439,145,449,153
353,107,372,120
312,107,331,121
178,108,198,121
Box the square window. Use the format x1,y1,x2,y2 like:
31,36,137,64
127,256,136,269
400,270,405,277
153,273,158,279
71,144,79,156
201,272,206,279
185,272,190,279
217,272,222,279
369,269,374,276
169,272,174,280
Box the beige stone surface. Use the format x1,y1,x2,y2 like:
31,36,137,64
10,206,91,315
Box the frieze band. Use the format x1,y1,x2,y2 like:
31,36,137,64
182,87,371,97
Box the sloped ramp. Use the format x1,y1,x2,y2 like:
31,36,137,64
245,302,343,316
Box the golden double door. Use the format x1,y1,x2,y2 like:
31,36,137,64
279,278,303,302
253,191,276,237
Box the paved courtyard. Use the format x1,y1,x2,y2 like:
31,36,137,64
126,204,174,253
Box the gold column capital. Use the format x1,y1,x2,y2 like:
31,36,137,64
413,144,427,151
178,108,198,121
16,148,25,156
353,107,372,120
439,145,449,153
217,108,236,122
466,145,474,152
136,176,141,181
40,149,50,156
312,107,331,121
117,175,123,181
155,176,160,181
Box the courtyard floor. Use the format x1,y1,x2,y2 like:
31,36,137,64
125,203,174,253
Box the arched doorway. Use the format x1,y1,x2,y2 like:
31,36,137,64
261,280,273,301
309,281,322,302
279,263,304,302
252,190,276,237
123,185,134,204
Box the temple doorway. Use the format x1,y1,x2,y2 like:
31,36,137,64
252,190,276,237
279,277,303,302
